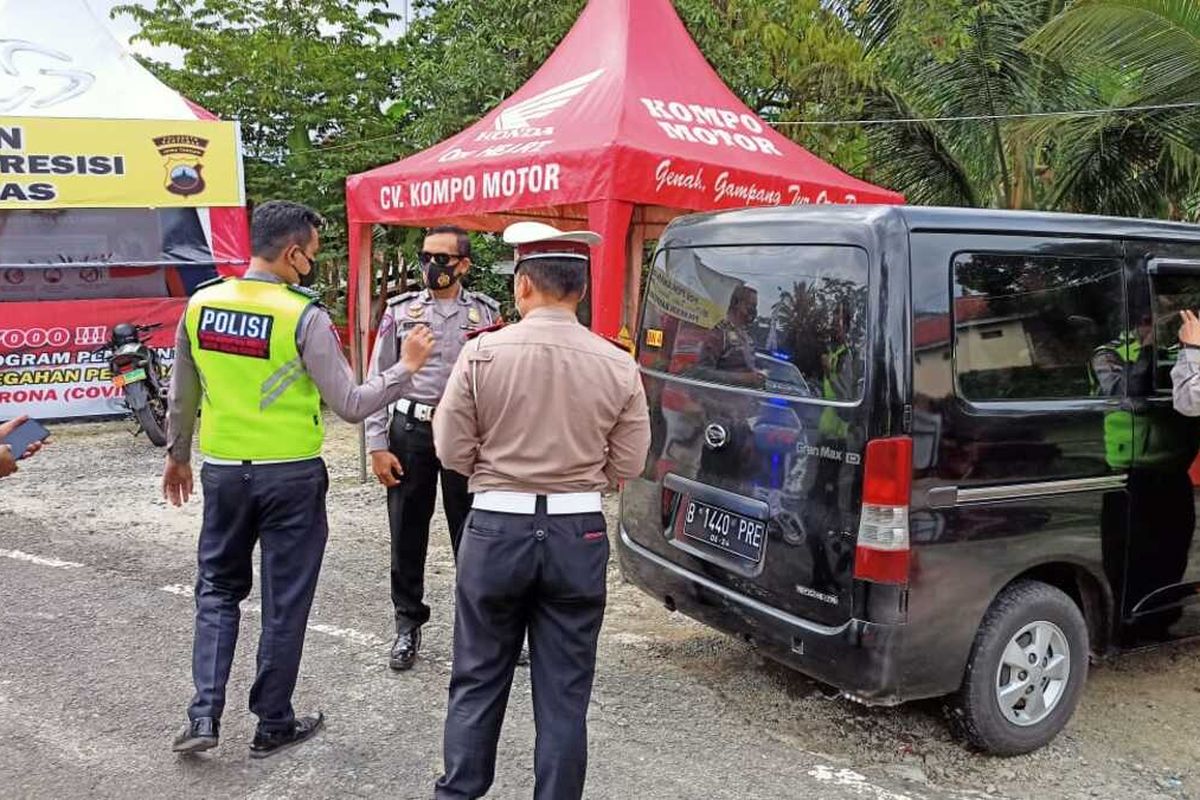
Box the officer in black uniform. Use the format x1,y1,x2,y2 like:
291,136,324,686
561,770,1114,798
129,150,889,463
365,225,500,671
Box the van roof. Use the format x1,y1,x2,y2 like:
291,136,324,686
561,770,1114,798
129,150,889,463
660,205,1200,248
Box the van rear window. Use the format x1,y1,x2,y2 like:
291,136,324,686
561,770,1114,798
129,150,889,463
639,245,868,400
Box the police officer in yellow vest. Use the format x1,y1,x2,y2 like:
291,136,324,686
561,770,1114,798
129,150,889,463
1088,317,1178,468
161,201,435,758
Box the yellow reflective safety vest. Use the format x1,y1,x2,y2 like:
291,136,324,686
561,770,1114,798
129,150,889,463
1089,333,1178,469
184,278,323,461
819,344,850,439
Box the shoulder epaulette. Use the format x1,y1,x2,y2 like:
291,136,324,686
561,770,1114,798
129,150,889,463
287,284,323,304
465,320,506,341
386,290,421,307
601,334,635,355
472,292,501,311
194,275,227,291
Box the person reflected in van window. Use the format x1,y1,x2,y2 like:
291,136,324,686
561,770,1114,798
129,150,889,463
692,285,766,389
1092,308,1198,641
1090,314,1155,403
818,304,863,442
1171,309,1200,416
821,303,862,403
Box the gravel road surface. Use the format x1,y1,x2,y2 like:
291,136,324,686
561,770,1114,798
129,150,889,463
1,419,1197,799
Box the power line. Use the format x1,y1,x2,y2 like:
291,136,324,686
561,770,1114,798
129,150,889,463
772,100,1200,127
297,99,1200,161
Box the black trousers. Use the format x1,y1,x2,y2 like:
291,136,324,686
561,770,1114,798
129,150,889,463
435,505,609,800
187,458,329,733
388,414,471,631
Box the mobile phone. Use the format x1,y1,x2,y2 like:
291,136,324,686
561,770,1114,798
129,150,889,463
0,418,50,460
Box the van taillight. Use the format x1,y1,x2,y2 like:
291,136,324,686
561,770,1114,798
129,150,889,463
854,437,913,585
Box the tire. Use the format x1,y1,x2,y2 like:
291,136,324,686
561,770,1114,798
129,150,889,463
135,403,168,447
125,384,168,447
953,580,1088,756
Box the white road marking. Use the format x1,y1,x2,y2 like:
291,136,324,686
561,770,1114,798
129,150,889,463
307,623,387,648
808,766,919,800
0,548,84,570
2,548,385,651
154,584,386,648
3,546,963,799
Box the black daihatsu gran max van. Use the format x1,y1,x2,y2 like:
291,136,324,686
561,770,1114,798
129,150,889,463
618,205,1200,755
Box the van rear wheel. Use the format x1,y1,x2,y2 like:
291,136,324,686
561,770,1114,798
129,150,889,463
953,580,1088,756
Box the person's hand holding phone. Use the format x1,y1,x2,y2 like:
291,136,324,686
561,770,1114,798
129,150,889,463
0,416,47,477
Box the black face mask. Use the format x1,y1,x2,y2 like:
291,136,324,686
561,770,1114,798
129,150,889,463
296,252,318,289
419,251,463,291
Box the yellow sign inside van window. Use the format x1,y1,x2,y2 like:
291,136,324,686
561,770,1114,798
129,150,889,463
645,329,664,348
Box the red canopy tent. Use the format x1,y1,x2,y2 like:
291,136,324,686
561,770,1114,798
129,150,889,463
345,0,902,361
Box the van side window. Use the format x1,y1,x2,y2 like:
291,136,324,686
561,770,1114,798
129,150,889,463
952,253,1124,401
640,245,868,400
1149,272,1200,393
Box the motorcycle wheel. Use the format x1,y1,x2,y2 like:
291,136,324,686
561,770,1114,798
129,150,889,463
135,402,168,447
125,382,168,447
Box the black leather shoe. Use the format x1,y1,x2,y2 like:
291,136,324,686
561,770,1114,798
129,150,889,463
389,626,421,671
172,717,219,753
249,712,324,759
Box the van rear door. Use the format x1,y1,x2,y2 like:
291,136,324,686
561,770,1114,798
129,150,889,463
624,240,876,627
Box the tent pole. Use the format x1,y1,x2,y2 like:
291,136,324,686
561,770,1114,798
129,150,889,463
348,221,373,484
586,200,635,337
626,215,646,332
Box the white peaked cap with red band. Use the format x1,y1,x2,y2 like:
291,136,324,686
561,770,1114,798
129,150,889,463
503,221,602,263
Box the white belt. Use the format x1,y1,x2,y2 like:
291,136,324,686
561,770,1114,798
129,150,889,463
393,398,436,423
203,456,314,466
472,491,603,515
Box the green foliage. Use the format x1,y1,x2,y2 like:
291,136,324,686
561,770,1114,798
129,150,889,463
115,0,407,263
114,0,1200,315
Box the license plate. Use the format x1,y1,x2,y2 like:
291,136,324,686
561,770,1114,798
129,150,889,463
681,499,767,563
113,368,146,388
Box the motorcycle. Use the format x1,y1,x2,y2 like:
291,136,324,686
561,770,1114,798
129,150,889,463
102,322,169,447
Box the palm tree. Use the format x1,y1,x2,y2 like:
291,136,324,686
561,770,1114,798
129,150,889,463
845,0,1070,209
1024,0,1200,218
822,0,1200,218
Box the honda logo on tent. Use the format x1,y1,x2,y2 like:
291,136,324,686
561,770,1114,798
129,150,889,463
486,69,604,138
0,39,95,113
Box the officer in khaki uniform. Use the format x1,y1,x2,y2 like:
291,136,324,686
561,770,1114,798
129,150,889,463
432,222,651,800
162,201,434,758
365,225,500,671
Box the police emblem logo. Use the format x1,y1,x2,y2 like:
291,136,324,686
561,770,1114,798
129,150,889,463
153,134,210,197
408,302,425,319
436,272,451,288
468,307,480,324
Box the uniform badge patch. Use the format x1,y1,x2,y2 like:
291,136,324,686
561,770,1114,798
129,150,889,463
408,302,425,319
196,307,274,359
468,307,481,324
378,312,394,338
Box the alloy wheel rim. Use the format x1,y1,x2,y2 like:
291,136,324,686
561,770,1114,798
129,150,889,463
994,620,1071,727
